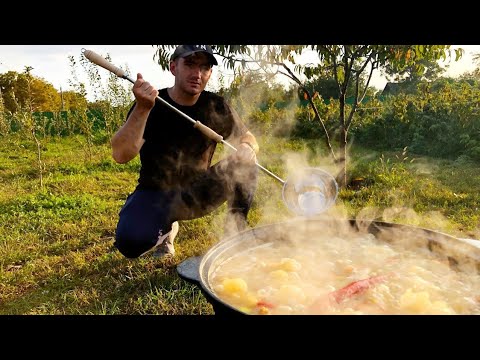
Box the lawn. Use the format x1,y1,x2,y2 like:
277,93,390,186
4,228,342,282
1,134,479,314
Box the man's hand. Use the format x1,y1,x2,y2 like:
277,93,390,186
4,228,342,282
133,73,158,110
233,142,257,163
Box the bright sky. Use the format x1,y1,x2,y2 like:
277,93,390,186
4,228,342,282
1,45,479,101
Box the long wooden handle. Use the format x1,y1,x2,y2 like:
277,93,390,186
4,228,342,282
82,49,126,78
193,121,223,142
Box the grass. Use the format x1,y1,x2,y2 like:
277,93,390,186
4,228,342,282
1,134,479,314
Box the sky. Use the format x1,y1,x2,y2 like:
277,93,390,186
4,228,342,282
1,45,480,100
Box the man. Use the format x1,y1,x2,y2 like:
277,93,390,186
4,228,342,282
112,45,259,259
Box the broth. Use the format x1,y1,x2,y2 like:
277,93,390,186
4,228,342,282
209,231,480,315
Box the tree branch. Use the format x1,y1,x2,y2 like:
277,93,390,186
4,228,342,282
346,53,375,130
279,63,337,162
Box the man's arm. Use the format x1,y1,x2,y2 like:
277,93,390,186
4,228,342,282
111,73,158,164
111,105,148,163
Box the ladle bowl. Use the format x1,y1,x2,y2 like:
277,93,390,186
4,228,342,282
282,167,338,216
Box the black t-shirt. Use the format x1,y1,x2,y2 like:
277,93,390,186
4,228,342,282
130,88,248,190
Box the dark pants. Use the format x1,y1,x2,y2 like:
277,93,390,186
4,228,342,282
114,157,258,258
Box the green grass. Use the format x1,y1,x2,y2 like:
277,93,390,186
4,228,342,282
1,134,479,314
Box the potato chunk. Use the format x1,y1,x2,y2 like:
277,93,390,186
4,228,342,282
221,278,248,295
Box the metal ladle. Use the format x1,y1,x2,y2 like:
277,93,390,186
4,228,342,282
82,49,338,216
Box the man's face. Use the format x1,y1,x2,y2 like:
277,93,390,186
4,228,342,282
171,52,213,96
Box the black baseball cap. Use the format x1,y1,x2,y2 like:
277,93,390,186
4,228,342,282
171,45,218,66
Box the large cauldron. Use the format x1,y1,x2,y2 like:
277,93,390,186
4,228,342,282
177,217,480,315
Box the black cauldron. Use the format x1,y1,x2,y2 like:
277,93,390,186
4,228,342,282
177,217,480,315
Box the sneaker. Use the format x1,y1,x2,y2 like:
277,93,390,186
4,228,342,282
152,221,179,258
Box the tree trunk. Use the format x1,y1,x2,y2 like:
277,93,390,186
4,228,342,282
339,127,348,188
337,94,348,188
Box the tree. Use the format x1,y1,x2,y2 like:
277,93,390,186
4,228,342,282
152,45,462,187
300,70,376,102
30,77,62,111
61,90,88,110
0,71,20,113
460,52,480,81
383,58,447,84
0,69,62,113
381,57,449,96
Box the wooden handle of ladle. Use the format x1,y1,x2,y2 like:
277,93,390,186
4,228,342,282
82,49,126,78
193,121,223,142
